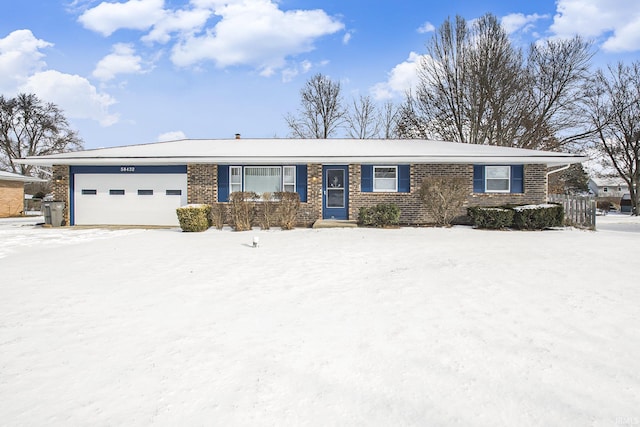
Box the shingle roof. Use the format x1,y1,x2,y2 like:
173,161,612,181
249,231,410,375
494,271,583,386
17,138,587,166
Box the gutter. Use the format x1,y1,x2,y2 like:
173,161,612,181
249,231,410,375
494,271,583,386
546,164,571,177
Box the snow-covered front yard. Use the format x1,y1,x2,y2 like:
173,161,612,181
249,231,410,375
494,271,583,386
1,215,639,426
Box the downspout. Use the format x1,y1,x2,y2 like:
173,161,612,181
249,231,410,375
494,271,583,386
545,164,571,202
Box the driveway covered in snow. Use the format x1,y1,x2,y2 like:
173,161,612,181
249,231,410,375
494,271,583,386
1,217,639,426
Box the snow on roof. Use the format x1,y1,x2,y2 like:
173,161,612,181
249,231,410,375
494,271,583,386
589,177,628,187
16,138,587,166
0,170,47,182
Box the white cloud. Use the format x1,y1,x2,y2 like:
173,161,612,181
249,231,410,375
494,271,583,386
370,52,425,100
0,30,118,127
93,43,145,81
78,0,165,36
417,21,435,34
501,13,547,34
550,0,640,52
78,0,344,76
20,70,118,126
0,30,52,92
170,0,344,73
342,31,352,44
157,131,186,141
142,7,212,44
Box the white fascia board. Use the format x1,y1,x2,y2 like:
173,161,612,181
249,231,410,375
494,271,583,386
16,154,588,166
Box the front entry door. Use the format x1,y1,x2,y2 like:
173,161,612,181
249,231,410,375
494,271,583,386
322,165,349,220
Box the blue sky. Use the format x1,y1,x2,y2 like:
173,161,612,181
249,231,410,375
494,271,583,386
1,0,639,149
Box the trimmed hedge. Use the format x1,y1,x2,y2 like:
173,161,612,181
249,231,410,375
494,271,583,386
467,207,514,229
512,204,564,230
358,203,400,227
176,204,211,232
468,203,564,230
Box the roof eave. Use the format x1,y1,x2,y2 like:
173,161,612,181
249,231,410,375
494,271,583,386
16,155,588,167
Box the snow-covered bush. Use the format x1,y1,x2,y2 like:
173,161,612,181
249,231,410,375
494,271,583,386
176,204,211,232
358,203,400,227
511,204,564,230
467,207,514,229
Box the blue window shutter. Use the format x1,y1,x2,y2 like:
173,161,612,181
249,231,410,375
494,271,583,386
473,165,485,193
296,165,307,202
217,165,229,202
398,165,410,193
511,165,524,193
361,165,373,192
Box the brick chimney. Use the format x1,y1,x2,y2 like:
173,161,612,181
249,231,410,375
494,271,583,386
235,133,241,139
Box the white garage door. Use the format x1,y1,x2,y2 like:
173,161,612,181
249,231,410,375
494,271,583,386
74,173,188,226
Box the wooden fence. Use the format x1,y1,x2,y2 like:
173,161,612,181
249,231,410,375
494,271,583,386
548,194,596,229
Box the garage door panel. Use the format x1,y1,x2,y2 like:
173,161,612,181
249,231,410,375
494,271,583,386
74,174,187,226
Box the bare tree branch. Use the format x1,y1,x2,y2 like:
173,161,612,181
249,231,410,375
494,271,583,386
0,93,83,176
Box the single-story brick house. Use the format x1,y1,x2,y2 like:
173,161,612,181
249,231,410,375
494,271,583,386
0,170,46,218
17,138,587,227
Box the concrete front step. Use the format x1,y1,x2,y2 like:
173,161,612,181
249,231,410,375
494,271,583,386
312,219,359,229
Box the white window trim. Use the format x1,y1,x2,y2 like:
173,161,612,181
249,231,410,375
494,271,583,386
229,166,296,197
229,166,242,194
283,165,296,193
485,165,510,193
373,165,398,192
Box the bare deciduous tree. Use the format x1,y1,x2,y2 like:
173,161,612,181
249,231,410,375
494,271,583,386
0,93,83,176
379,100,400,139
584,61,640,215
284,73,346,139
407,13,593,150
346,95,380,139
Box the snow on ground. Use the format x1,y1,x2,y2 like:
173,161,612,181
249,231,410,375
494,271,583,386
1,217,639,426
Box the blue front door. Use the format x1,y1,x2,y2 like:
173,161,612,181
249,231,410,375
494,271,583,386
322,165,349,220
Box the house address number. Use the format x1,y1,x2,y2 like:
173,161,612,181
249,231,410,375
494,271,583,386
120,167,135,172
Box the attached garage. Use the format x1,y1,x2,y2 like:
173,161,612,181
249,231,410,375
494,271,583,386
71,166,187,226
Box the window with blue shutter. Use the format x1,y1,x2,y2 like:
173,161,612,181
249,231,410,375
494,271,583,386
398,165,410,193
296,164,307,202
361,165,373,192
473,165,524,193
510,165,524,193
217,165,229,202
219,165,307,201
361,165,409,193
473,165,485,193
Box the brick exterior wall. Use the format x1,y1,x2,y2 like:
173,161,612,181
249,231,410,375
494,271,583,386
52,162,548,227
188,164,217,205
350,163,548,225
52,165,70,225
0,181,24,217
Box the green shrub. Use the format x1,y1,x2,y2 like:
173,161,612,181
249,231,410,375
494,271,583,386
274,192,301,230
176,204,211,232
229,192,258,231
511,204,564,230
358,203,400,227
467,207,514,229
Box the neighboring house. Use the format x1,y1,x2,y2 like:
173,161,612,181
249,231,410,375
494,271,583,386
17,138,586,227
0,170,47,218
588,177,629,198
